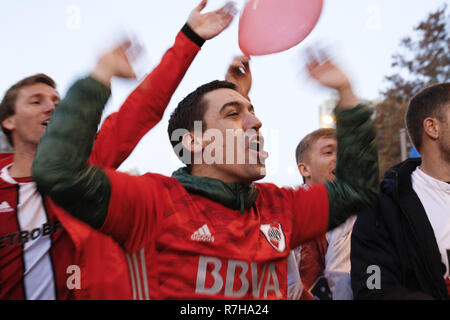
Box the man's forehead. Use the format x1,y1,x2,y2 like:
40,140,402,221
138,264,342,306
204,88,249,110
18,83,58,98
314,136,337,149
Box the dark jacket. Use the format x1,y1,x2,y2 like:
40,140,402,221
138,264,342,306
351,158,449,300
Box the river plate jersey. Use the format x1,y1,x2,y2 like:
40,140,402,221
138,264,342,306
101,171,329,300
0,163,73,299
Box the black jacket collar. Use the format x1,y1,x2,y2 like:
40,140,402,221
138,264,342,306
382,158,448,297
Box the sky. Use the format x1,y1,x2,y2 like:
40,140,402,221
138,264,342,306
0,0,448,186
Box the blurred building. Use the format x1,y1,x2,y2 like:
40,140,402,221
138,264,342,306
319,95,378,129
319,94,339,128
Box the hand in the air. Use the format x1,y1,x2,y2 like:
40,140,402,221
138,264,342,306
187,0,237,40
306,49,360,109
226,55,252,99
306,50,351,91
91,41,140,86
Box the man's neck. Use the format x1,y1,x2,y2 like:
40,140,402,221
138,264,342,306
419,152,450,182
305,177,320,186
191,165,248,184
9,144,37,179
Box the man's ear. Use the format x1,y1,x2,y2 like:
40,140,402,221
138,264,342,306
182,131,204,165
297,162,311,182
423,117,440,141
1,116,15,132
182,131,203,153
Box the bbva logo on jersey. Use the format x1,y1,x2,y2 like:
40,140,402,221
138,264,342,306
260,222,286,252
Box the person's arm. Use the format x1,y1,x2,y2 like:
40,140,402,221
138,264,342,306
33,0,236,233
351,204,433,300
33,48,164,252
324,101,378,230
309,55,378,230
290,56,378,247
90,0,236,169
89,25,203,169
33,42,132,229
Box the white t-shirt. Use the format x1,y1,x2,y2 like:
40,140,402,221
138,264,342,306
325,215,356,300
286,215,356,300
287,250,303,300
411,167,450,279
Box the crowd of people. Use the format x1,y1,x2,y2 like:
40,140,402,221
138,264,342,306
0,0,449,300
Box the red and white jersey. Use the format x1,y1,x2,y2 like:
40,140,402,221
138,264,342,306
0,29,202,300
0,162,74,300
102,172,330,300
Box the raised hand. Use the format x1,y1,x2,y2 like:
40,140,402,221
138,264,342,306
225,55,252,99
187,0,237,40
306,49,360,109
306,50,350,91
91,40,139,87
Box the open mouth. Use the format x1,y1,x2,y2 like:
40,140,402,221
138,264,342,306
248,136,269,161
249,140,261,152
41,120,50,127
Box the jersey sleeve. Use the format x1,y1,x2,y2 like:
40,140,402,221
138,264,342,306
89,29,202,169
100,170,163,253
288,183,330,249
324,104,379,230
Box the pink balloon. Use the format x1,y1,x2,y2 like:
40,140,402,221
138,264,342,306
239,0,324,56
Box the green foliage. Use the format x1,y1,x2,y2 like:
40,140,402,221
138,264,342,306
375,5,449,177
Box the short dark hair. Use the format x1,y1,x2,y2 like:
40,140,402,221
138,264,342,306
295,128,336,165
405,82,450,152
0,73,56,146
167,80,238,165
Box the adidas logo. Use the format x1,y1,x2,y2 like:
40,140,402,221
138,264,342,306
191,224,215,243
0,201,13,213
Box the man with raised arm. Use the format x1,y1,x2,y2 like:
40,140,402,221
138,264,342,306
0,0,235,299
33,50,379,299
